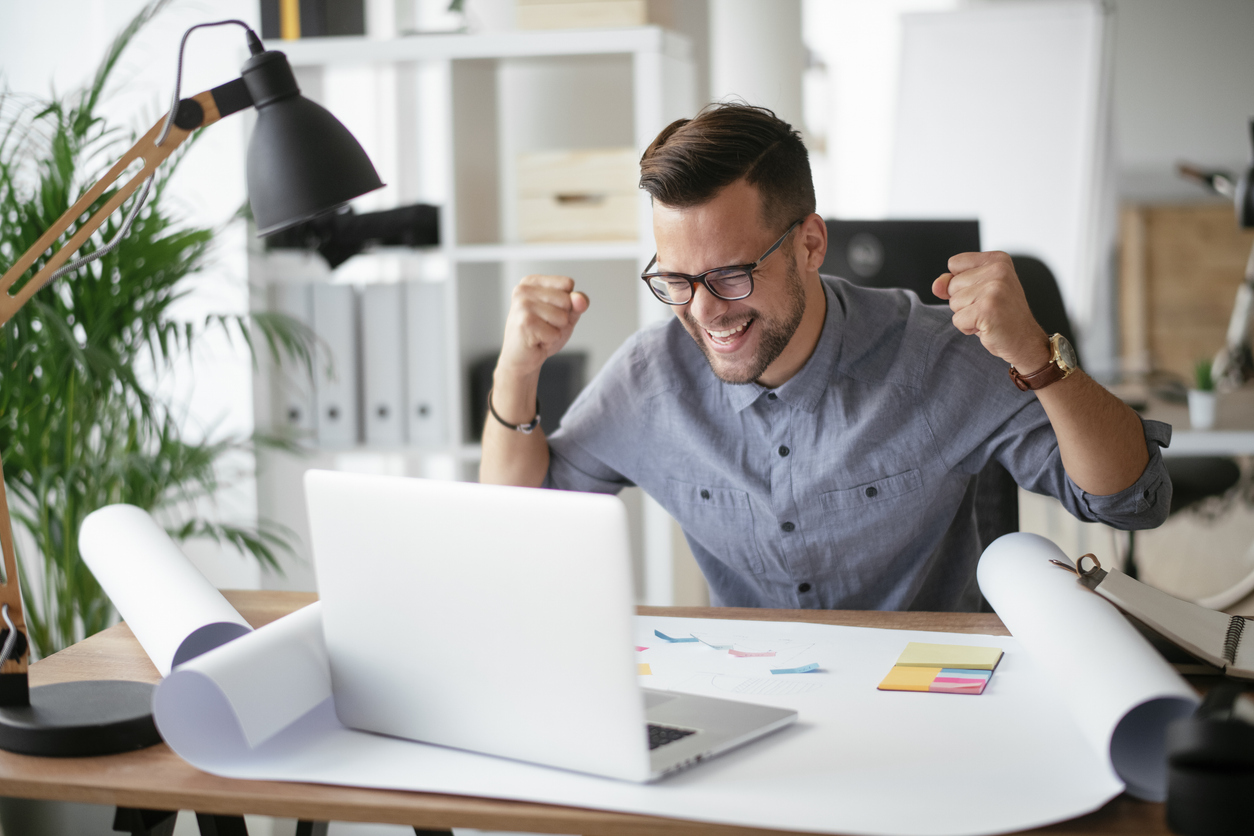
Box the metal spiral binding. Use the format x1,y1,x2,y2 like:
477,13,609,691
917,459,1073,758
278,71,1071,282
1223,615,1247,665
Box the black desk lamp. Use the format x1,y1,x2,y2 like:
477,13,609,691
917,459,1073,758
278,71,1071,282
0,19,382,756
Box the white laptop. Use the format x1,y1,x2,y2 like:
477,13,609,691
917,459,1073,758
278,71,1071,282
304,470,797,782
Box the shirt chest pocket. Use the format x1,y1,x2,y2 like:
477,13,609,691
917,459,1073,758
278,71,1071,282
819,469,923,511
667,479,766,575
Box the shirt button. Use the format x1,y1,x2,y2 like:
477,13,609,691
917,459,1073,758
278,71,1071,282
781,521,795,532
798,582,812,593
1142,489,1151,500
865,486,878,498
778,445,790,457
700,489,710,500
767,392,778,400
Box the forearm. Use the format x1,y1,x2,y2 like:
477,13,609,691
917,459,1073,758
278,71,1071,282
1035,371,1149,496
478,370,550,487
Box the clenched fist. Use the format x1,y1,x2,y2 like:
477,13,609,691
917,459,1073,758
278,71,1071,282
497,274,590,382
932,251,1051,374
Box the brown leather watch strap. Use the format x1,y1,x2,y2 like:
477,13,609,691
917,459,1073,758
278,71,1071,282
1008,358,1066,391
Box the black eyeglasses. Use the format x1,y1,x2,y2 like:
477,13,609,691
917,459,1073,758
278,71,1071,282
641,218,804,306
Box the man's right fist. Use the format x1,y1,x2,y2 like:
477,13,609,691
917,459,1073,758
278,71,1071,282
497,274,589,379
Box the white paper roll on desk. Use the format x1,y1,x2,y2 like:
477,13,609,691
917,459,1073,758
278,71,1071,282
79,504,252,676
978,532,1199,801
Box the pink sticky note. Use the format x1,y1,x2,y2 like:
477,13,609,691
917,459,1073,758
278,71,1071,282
635,646,648,652
728,649,777,657
930,679,987,695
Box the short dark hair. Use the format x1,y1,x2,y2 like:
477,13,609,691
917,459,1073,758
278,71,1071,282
638,103,815,232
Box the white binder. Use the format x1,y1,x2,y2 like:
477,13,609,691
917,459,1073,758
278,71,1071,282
362,283,407,446
311,283,360,448
405,282,447,446
270,284,316,438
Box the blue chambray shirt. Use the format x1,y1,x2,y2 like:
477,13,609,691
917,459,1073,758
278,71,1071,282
543,276,1172,611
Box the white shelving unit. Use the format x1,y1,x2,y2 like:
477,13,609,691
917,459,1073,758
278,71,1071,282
250,27,695,603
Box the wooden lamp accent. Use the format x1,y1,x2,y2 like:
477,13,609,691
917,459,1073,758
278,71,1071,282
0,22,381,755
0,90,220,702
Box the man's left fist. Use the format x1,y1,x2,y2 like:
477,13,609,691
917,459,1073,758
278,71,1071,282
932,251,1051,374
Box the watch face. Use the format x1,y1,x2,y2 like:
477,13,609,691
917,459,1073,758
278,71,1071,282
1053,335,1078,371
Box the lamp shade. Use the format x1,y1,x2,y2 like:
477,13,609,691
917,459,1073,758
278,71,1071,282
242,51,383,236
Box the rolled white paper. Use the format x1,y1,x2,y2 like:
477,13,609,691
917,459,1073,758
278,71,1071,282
79,504,251,676
156,601,330,753
978,532,1198,801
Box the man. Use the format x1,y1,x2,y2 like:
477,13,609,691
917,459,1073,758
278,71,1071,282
480,103,1170,611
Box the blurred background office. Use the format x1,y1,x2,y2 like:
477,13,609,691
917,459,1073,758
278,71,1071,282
2,1,1254,834
1,0,1253,619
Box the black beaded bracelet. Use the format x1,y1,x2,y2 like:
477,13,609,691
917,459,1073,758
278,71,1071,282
486,386,541,434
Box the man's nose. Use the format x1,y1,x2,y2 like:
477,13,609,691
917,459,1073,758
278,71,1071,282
688,281,729,322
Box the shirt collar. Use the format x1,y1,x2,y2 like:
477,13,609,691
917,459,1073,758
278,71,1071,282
726,278,844,414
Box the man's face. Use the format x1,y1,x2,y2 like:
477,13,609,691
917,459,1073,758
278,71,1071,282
652,180,809,386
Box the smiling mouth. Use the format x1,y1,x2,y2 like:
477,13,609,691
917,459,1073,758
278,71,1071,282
705,318,754,346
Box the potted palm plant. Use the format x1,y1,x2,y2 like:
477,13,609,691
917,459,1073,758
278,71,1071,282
0,5,315,832
0,5,312,658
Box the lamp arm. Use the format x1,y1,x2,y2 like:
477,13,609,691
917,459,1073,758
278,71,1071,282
0,89,225,328
0,83,238,690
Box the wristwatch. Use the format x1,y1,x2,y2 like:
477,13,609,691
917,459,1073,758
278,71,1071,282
1008,333,1078,391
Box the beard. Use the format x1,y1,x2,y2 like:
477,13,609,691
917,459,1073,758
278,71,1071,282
679,252,808,385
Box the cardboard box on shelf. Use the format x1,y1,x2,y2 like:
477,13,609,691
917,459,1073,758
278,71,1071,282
516,148,638,243
516,0,672,31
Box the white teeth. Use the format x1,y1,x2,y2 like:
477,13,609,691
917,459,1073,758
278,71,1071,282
707,321,749,339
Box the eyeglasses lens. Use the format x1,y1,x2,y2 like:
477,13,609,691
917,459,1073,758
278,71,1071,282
649,269,752,304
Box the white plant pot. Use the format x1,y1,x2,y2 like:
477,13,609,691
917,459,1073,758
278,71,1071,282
1187,389,1217,430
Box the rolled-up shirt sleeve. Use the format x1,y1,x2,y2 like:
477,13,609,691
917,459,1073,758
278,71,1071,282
543,435,633,494
1062,417,1172,529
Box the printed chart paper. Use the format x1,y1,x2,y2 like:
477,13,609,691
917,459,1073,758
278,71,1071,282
80,512,1198,836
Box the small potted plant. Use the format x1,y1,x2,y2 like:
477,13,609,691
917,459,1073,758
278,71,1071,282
1188,357,1218,430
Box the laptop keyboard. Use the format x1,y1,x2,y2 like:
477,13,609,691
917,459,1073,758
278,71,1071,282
648,724,697,750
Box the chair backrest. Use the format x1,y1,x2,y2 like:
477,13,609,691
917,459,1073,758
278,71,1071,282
1012,254,1080,366
820,219,979,303
822,222,1082,602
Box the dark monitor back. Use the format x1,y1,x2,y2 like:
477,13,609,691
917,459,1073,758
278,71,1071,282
820,219,980,304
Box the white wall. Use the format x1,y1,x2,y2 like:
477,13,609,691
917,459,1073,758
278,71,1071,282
802,0,960,220
804,0,1254,213
0,0,262,589
710,0,805,132
1108,0,1254,202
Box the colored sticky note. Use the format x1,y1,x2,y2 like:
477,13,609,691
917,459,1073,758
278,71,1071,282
635,646,648,652
879,665,994,694
895,642,1003,671
654,629,699,643
929,669,991,694
770,662,820,675
878,665,942,692
638,663,652,675
939,668,991,680
729,649,777,657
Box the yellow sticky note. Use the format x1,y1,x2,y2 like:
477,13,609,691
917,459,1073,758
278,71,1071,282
638,663,652,675
878,665,941,692
896,642,1002,671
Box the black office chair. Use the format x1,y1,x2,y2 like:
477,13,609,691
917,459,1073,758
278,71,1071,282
973,254,1080,556
821,221,1065,559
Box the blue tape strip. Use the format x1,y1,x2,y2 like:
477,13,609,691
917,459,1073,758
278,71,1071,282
770,662,820,674
654,629,700,643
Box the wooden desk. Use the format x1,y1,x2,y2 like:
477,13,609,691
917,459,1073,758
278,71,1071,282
0,591,1169,835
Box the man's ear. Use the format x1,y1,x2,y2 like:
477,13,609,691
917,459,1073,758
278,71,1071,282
799,213,827,273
